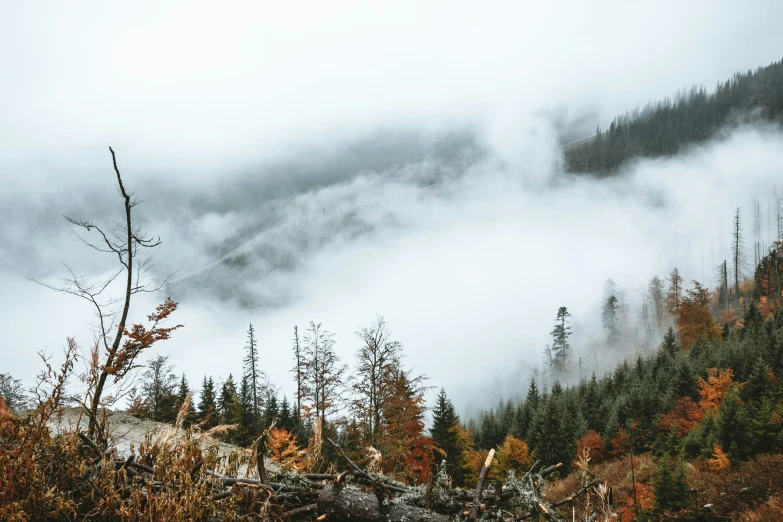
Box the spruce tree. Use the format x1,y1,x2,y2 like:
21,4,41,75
279,396,294,432
602,295,619,344
263,392,280,430
653,456,690,512
661,327,679,357
550,307,572,366
243,323,264,421
219,374,238,425
176,373,197,427
430,388,464,483
198,376,218,429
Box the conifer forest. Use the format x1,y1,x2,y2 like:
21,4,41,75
3,4,783,521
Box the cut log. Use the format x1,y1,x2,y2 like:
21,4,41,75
317,484,449,522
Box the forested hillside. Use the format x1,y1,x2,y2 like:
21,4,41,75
565,58,783,173
463,243,783,519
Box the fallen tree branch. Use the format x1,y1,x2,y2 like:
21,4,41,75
283,503,318,520
469,448,495,520
325,437,408,493
516,480,598,520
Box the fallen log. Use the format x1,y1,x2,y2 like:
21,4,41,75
317,484,449,522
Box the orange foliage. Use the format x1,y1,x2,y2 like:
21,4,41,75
574,429,606,467
677,282,721,350
453,424,482,485
709,444,731,471
759,296,775,319
720,308,738,327
619,481,654,522
492,435,533,481
658,396,705,438
268,427,303,472
0,397,16,433
610,428,631,457
110,297,183,382
377,371,435,484
698,368,745,414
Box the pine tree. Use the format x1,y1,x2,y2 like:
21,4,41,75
279,396,295,432
263,392,280,430
176,373,197,427
665,268,683,321
602,295,619,344
648,276,665,330
653,455,690,512
733,208,746,303
550,307,572,366
661,327,679,357
235,373,257,446
430,388,464,483
219,374,238,425
198,376,218,429
243,323,264,421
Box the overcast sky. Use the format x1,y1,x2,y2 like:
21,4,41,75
2,1,783,414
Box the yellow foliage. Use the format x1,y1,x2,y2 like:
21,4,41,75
709,444,731,471
491,435,533,481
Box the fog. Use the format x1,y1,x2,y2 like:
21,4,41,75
2,1,783,416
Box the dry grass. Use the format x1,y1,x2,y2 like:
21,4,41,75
0,392,272,521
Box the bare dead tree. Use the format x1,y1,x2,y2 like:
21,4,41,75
732,207,746,305
351,315,403,443
31,147,179,442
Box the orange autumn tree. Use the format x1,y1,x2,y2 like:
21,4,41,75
677,281,721,350
491,435,534,481
267,427,303,472
708,444,731,471
573,429,606,467
376,369,435,484
453,424,483,486
697,368,745,414
658,397,704,438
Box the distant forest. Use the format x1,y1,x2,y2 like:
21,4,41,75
565,58,783,173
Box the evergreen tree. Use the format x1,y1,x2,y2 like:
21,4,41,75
219,374,238,425
602,295,619,344
652,456,690,512
198,376,218,429
550,307,572,366
176,373,197,427
648,276,665,331
430,388,464,484
243,323,264,421
279,396,295,432
263,392,280,430
234,373,257,446
661,327,679,357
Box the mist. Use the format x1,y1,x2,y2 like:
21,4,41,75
3,1,783,417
